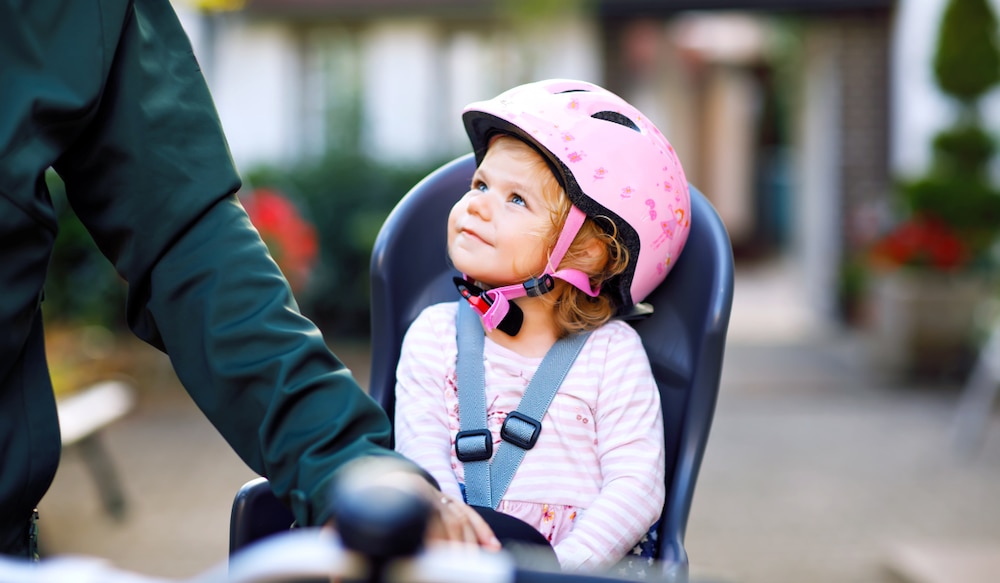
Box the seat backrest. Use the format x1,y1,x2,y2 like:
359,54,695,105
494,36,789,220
368,153,734,575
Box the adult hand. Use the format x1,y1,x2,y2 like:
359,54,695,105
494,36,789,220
388,472,501,550
427,489,501,550
329,457,500,551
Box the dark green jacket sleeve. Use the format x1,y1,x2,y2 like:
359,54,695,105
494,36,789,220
47,0,405,526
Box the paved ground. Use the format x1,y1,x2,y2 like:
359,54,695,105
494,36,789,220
37,260,1000,582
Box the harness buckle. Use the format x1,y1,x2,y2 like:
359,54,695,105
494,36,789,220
455,429,493,462
500,411,542,450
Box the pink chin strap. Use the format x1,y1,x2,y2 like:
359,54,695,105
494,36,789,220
474,206,599,333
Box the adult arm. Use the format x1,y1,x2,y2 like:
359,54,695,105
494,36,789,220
52,0,402,527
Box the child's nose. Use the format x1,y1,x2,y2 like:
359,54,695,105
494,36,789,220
466,190,493,219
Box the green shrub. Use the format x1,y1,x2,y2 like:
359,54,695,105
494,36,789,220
931,124,996,173
933,0,1000,106
891,0,1000,268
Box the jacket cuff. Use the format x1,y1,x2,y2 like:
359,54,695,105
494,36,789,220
293,454,438,527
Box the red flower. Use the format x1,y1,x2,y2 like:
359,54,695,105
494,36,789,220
869,214,969,271
242,188,319,292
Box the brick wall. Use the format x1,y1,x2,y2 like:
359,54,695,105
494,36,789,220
833,13,893,252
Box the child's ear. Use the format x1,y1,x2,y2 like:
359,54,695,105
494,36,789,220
583,238,604,260
581,237,608,271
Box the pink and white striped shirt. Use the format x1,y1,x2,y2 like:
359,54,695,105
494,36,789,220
394,302,665,570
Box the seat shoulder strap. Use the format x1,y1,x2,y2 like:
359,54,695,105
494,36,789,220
456,304,492,506
455,303,591,509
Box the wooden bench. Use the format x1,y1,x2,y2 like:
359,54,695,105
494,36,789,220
56,379,136,519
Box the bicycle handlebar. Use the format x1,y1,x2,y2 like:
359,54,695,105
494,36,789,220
0,460,677,583
0,528,661,583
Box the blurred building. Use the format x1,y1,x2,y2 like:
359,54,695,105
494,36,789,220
176,0,602,166
173,0,1000,331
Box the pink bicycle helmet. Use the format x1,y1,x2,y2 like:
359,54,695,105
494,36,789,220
461,79,691,324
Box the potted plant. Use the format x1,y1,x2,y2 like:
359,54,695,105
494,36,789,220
866,0,1000,379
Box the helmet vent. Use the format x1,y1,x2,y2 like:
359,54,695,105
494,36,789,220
591,111,640,133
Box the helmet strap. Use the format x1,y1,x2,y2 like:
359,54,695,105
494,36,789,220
548,206,586,268
452,207,601,337
545,206,601,297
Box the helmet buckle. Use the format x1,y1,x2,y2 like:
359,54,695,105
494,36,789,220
523,274,555,297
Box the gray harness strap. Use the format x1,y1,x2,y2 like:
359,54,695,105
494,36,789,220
455,303,591,509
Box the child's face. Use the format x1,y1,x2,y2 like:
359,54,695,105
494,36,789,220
448,141,559,289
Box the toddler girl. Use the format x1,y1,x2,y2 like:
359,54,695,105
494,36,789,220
394,79,690,571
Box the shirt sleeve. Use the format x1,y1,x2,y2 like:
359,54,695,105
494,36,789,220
553,323,666,570
49,0,408,527
393,304,464,498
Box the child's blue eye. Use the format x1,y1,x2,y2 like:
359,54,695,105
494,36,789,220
511,194,525,206
475,182,488,192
